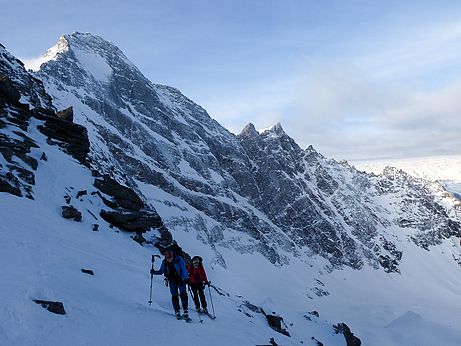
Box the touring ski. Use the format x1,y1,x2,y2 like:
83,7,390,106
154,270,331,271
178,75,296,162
205,312,216,320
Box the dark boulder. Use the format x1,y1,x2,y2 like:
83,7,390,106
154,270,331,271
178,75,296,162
33,299,66,315
56,106,73,122
262,309,290,337
100,210,162,232
94,176,143,211
62,205,82,221
76,190,87,198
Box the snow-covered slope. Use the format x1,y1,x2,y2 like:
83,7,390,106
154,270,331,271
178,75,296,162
3,33,461,345
0,141,349,346
1,42,349,345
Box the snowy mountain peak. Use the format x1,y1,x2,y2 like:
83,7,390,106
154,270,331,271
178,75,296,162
63,32,128,62
26,35,69,72
259,122,285,136
35,32,140,86
238,123,259,138
305,144,318,155
44,34,69,58
382,166,406,179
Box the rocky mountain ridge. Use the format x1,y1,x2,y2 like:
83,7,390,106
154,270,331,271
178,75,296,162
29,32,461,272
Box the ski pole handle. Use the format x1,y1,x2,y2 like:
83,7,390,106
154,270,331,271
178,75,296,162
150,255,160,278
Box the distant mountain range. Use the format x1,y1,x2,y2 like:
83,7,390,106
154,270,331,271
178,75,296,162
354,155,461,198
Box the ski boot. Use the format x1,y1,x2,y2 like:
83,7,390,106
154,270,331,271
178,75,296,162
175,310,181,320
183,309,191,322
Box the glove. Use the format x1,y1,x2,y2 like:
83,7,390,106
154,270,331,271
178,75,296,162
202,281,206,288
150,269,155,275
185,278,190,285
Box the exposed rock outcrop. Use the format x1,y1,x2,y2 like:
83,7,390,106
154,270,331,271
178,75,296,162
30,32,461,272
94,175,142,211
333,323,361,346
56,106,73,122
100,209,162,232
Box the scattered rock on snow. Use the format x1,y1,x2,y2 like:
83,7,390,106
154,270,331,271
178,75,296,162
76,189,87,198
81,268,94,275
311,336,324,346
33,299,66,315
61,205,82,221
308,310,320,318
261,309,290,337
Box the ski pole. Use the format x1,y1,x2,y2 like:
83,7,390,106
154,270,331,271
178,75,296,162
188,285,203,323
207,282,216,317
148,255,160,305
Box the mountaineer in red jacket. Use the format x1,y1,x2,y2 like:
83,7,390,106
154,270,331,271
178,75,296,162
187,256,209,314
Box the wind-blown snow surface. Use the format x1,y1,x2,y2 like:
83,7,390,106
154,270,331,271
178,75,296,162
354,155,461,197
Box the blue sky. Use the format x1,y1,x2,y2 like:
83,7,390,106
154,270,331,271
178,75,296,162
3,0,461,161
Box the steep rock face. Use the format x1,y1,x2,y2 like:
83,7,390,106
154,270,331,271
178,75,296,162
36,32,294,265
0,43,91,200
0,43,164,240
0,43,52,109
34,32,461,270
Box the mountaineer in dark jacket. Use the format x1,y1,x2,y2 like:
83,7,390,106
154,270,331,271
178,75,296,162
152,249,190,320
187,256,210,314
